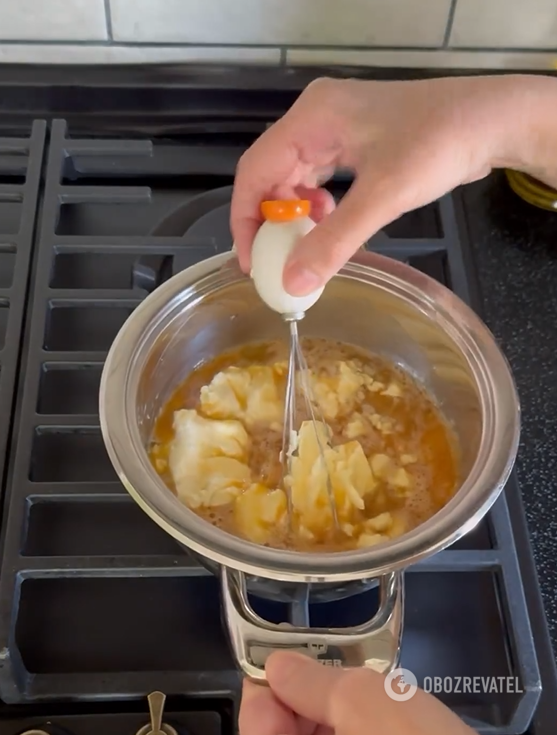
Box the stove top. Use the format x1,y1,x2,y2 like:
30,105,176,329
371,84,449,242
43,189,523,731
0,66,553,735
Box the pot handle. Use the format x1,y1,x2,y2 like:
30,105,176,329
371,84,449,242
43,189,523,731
221,568,404,682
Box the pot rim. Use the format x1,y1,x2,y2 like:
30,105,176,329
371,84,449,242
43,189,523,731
99,250,520,584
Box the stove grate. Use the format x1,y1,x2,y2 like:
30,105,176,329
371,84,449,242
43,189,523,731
0,119,548,735
0,121,45,508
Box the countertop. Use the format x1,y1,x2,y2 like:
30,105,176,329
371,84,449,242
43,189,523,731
462,171,557,655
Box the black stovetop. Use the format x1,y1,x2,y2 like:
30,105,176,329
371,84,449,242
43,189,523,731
0,65,553,735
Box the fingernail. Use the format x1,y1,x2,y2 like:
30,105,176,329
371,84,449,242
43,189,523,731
284,266,323,296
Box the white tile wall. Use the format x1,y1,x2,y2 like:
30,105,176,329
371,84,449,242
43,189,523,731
450,0,557,49
110,0,451,47
0,0,555,67
0,0,107,42
0,45,280,65
287,48,557,71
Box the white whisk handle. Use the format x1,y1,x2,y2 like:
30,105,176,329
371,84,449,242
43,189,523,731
221,567,404,682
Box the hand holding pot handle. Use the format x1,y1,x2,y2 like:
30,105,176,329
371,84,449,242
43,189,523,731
239,650,478,735
221,568,404,681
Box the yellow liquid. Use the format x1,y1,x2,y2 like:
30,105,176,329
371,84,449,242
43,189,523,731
149,338,460,552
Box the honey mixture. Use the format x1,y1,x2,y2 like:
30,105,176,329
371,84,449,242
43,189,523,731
149,339,460,552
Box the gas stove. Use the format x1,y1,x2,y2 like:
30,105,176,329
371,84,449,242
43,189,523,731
0,65,553,735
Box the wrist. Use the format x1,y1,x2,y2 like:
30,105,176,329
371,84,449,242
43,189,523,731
487,74,557,186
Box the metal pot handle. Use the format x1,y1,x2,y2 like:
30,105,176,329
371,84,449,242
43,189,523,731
221,568,404,682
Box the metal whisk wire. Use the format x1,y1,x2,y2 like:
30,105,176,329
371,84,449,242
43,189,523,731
280,316,340,531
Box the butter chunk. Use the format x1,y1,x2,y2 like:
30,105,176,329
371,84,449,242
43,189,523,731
388,514,408,539
344,415,367,439
370,453,412,494
357,532,386,548
287,420,376,534
200,364,283,427
234,484,287,544
391,467,411,490
369,413,394,435
370,453,393,480
169,409,251,508
364,512,393,533
381,381,403,397
155,458,167,473
311,361,369,420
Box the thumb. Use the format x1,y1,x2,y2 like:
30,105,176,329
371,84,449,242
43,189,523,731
265,651,345,726
266,653,479,735
282,170,404,296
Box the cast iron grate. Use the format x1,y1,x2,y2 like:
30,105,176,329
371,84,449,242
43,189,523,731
0,120,543,734
0,696,231,735
0,121,45,502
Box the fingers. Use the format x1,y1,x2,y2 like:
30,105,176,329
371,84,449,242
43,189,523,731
229,165,275,273
231,179,335,273
239,679,299,735
294,186,336,223
263,652,478,735
282,170,403,296
230,130,299,273
230,127,336,273
231,175,335,266
265,652,401,732
265,652,345,727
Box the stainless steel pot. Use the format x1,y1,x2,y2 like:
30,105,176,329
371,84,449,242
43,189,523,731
99,249,520,680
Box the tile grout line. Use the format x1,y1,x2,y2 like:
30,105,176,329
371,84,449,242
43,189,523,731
104,0,113,41
443,0,459,48
0,39,554,54
0,40,555,57
286,45,557,55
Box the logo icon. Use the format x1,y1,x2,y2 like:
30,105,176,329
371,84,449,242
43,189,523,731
384,667,418,702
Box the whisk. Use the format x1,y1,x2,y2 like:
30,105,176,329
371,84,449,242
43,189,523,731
280,313,340,531
247,198,341,532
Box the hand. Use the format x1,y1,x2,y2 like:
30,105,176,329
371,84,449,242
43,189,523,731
239,651,478,735
230,74,541,297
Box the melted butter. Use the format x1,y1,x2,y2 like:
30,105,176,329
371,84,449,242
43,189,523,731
149,338,460,552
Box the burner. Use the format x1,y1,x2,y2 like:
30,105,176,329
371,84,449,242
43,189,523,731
135,692,179,735
133,186,234,292
153,186,233,243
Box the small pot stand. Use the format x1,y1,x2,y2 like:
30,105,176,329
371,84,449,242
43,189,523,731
221,568,404,681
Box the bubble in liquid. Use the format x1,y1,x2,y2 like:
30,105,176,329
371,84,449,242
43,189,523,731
405,465,436,522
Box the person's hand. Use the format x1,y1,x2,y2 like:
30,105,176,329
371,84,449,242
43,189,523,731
230,74,549,297
239,651,478,735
